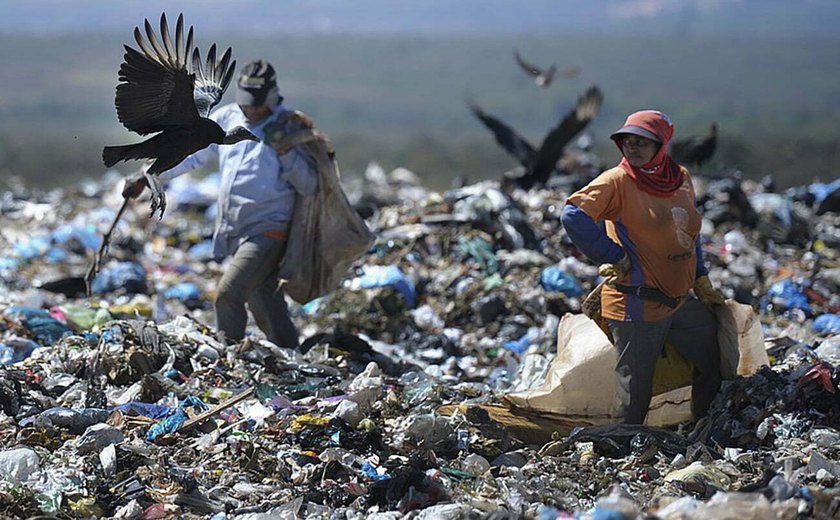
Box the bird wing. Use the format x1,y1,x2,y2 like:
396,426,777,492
670,123,717,166
528,85,604,183
190,44,236,118
469,102,535,166
115,13,200,135
670,136,702,164
514,49,544,77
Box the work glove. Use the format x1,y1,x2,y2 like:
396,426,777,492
694,275,726,307
121,174,148,199
598,253,631,285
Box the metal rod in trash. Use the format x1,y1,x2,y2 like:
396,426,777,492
85,196,131,296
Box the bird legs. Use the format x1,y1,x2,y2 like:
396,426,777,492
144,169,167,219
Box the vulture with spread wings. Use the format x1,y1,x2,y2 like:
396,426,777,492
102,13,258,217
514,49,581,88
470,86,603,190
670,122,718,169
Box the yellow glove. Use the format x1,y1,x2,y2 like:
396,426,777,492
694,275,725,306
598,253,631,285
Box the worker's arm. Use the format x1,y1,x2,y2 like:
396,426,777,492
560,203,625,265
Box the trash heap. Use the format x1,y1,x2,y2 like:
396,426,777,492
1,163,840,519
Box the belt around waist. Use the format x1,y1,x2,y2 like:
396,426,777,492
612,283,680,309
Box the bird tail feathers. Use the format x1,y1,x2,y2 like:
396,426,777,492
102,143,147,167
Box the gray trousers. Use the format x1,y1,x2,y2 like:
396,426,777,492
215,235,299,348
607,298,721,424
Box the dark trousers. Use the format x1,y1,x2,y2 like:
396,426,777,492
607,298,721,424
215,235,299,348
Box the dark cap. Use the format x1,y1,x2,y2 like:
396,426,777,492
610,125,661,143
236,60,278,107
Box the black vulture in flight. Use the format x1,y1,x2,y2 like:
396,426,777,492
670,122,718,169
514,49,556,88
102,13,258,217
470,85,603,190
513,49,580,88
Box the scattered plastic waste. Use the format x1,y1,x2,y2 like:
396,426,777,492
0,162,839,519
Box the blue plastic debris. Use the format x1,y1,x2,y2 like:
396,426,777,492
361,462,391,481
3,307,73,345
540,266,584,296
114,402,174,421
188,240,215,260
0,337,39,365
358,265,416,308
13,236,50,260
51,224,101,251
502,329,537,354
146,395,208,441
91,261,147,294
768,278,811,314
814,314,840,333
163,282,201,302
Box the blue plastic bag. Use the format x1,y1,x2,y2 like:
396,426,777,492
0,338,39,365
358,265,416,308
146,395,208,441
91,261,147,294
3,307,73,345
814,314,840,333
115,402,174,420
164,282,201,302
768,279,811,314
540,266,584,296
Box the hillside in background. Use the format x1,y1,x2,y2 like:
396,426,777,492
0,28,838,190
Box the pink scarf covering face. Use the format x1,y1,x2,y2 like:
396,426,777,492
613,110,685,197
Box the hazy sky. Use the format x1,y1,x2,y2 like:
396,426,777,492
1,0,838,37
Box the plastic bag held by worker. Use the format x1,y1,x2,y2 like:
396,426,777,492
716,299,769,379
273,111,376,303
504,313,626,418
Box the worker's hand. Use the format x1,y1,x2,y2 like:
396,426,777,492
122,175,148,199
694,275,726,307
598,253,631,285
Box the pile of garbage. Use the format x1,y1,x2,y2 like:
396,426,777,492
1,162,840,519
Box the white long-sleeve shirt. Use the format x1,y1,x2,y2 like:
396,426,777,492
160,103,316,260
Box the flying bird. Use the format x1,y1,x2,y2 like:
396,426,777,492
102,13,258,217
470,85,603,190
513,50,580,88
670,122,718,169
514,49,556,88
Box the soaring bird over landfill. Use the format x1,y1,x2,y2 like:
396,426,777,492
102,13,258,217
513,49,581,88
514,49,557,88
670,122,718,169
470,86,603,189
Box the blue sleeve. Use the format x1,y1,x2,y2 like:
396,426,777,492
157,145,218,181
695,236,709,278
560,203,625,265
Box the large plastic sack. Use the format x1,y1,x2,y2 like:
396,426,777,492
504,313,626,419
271,111,375,304
506,301,769,429
716,300,769,379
